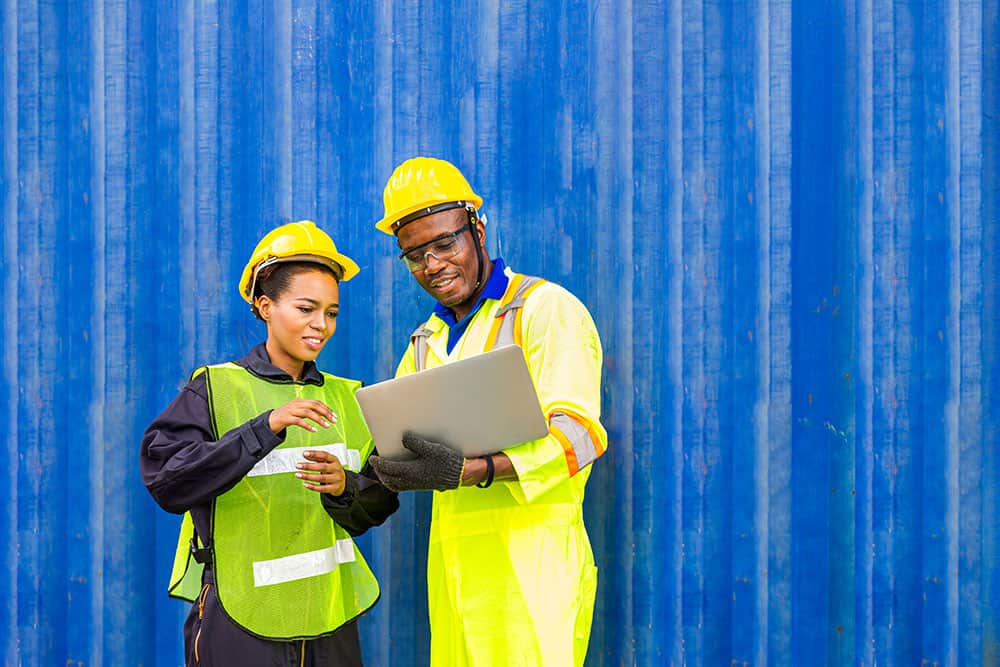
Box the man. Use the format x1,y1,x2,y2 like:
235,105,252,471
367,157,608,666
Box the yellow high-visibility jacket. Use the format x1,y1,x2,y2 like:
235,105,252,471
397,267,608,667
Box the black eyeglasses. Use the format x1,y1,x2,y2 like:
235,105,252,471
398,227,471,272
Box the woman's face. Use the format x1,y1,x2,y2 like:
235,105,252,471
257,269,340,379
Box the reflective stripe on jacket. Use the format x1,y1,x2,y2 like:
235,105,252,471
168,363,379,640
398,267,607,666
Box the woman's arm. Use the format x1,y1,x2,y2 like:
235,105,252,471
321,462,400,537
140,374,284,514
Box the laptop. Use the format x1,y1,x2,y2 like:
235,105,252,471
355,345,549,461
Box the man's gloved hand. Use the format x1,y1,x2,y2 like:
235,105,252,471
368,432,464,492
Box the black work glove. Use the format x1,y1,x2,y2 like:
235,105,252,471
368,432,464,492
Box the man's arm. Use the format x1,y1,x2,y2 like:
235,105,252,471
499,282,608,503
460,452,516,485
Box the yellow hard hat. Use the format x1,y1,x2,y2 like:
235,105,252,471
375,157,483,235
238,220,360,304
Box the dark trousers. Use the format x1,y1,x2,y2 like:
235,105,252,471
183,571,363,667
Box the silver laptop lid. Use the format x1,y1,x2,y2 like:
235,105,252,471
355,345,549,461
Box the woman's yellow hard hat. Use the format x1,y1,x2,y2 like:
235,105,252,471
238,220,360,304
375,157,483,235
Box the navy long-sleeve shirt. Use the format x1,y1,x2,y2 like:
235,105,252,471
140,343,398,547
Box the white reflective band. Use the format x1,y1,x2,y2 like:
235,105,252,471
252,539,356,587
247,443,362,476
551,413,598,468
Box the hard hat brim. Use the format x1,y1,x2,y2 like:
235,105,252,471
238,250,361,304
375,194,484,235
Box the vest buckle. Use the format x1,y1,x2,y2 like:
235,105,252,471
190,537,213,565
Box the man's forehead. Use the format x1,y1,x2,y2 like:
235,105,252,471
397,208,466,244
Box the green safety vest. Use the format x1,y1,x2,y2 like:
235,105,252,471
167,362,379,640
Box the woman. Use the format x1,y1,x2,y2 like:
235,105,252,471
140,221,398,666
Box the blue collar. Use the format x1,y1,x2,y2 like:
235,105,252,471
433,258,509,354
432,258,509,327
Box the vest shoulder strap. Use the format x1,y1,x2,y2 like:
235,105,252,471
409,274,547,371
485,274,546,350
190,361,240,382
320,372,363,392
410,324,434,372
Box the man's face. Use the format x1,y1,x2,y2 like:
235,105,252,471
396,208,486,313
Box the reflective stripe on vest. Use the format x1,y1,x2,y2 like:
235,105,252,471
252,538,356,587
409,325,435,373
409,274,546,372
167,363,379,639
247,443,362,477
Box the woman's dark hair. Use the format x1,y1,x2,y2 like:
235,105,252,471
251,260,342,320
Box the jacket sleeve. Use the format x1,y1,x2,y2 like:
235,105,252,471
321,462,400,536
501,284,608,504
395,339,418,376
140,373,284,514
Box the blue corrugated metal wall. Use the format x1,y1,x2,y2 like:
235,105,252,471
1,1,997,665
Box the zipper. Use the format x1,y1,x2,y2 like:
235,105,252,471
194,583,210,663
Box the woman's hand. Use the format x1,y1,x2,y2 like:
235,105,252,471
268,399,337,434
296,449,348,496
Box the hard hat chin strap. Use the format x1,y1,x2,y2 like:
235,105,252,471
471,219,484,291
247,257,281,312
462,206,485,291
